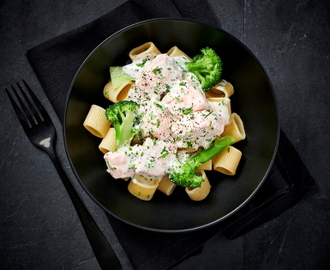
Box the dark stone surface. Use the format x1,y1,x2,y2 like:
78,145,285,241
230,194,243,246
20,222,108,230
1,0,329,269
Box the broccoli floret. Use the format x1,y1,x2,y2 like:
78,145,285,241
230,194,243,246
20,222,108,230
105,100,140,149
168,136,235,188
185,47,222,91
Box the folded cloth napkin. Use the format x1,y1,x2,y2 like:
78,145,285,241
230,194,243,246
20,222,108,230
26,0,317,269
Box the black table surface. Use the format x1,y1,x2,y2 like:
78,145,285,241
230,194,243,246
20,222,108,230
1,0,329,269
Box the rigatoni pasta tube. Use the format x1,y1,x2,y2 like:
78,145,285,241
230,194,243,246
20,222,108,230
129,42,161,61
103,81,133,103
196,159,212,174
221,113,246,142
167,46,192,61
210,79,234,98
213,145,242,176
83,105,110,138
99,128,116,154
157,174,177,196
128,175,159,201
185,171,211,201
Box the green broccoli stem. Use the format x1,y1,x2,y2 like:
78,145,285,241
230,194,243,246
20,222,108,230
116,111,135,148
189,136,236,168
169,136,236,188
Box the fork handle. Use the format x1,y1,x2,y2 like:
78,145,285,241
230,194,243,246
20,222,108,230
47,147,122,270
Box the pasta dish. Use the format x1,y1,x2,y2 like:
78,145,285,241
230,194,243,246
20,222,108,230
83,42,246,201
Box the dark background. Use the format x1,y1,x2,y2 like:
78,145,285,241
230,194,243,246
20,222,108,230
1,0,329,269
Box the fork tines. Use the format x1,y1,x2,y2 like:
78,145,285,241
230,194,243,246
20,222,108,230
6,80,45,129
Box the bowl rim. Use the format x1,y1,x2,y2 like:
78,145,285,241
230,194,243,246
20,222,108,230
64,17,280,233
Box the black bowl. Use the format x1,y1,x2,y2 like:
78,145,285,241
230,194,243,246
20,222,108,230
64,18,279,232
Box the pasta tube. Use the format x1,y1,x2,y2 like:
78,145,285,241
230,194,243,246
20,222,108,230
220,113,246,142
128,175,159,201
129,42,161,61
157,174,177,196
185,171,211,201
213,145,242,175
99,128,117,154
83,105,110,138
103,81,133,103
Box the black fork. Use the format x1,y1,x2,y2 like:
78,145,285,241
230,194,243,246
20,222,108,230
6,80,122,270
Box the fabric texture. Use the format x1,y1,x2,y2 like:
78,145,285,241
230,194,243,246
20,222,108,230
26,0,317,269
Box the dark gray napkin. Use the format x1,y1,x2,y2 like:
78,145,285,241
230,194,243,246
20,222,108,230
26,0,317,269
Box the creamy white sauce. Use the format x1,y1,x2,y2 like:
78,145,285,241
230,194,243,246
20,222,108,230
104,53,230,180
122,53,158,78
